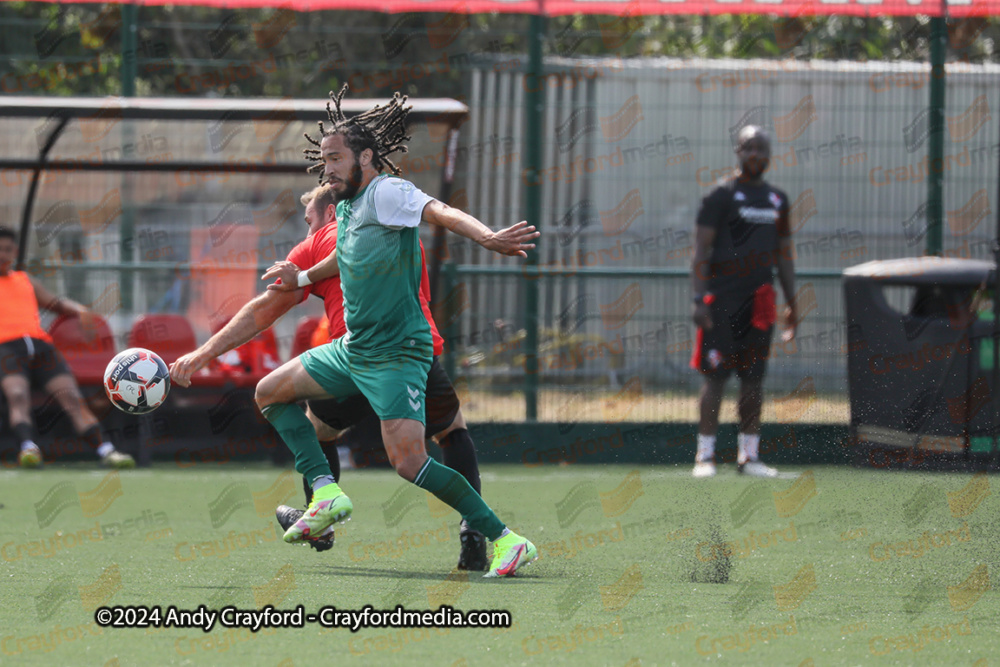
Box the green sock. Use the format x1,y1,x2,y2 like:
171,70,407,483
261,403,331,484
413,458,505,540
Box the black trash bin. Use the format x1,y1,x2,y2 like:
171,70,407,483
843,257,998,470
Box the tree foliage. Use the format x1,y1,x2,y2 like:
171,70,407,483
0,2,996,99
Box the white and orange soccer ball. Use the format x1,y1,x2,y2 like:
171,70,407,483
104,348,170,414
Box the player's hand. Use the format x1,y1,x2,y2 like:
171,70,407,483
782,304,797,342
76,308,98,336
262,261,301,292
692,303,713,330
169,351,209,388
482,221,539,258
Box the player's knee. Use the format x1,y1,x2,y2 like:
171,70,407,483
394,455,423,482
56,388,85,411
436,409,465,441
395,464,416,483
254,381,277,410
701,378,725,398
4,387,30,408
436,421,456,441
706,374,727,388
389,438,427,481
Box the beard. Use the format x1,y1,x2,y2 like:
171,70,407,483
332,162,364,202
741,158,769,179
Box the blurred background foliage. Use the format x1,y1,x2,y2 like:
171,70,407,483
1,3,997,99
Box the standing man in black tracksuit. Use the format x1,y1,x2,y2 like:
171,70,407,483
690,126,797,478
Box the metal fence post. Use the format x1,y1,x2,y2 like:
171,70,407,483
926,15,946,257
521,14,547,422
120,4,138,310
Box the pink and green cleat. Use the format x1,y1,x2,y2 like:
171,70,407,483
283,484,352,544
484,531,537,578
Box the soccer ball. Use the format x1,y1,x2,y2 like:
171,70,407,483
104,348,170,415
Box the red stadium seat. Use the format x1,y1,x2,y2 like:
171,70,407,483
252,328,282,375
47,314,116,384
208,315,282,380
127,314,196,366
291,316,321,358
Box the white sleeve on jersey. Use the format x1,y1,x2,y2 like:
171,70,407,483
373,177,434,229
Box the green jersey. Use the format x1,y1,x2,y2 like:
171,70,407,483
335,174,434,355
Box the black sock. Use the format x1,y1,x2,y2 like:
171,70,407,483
13,422,34,444
439,428,481,495
323,441,341,483
302,442,341,506
301,475,312,507
79,424,103,451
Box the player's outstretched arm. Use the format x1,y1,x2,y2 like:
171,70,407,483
31,278,88,318
262,252,338,293
169,288,300,387
421,200,539,258
31,276,100,331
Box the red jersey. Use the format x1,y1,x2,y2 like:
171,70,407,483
286,222,444,356
0,271,53,345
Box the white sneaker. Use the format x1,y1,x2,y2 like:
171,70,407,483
102,450,136,469
739,460,778,477
692,461,717,478
19,444,43,468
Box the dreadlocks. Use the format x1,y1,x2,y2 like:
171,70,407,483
304,84,412,183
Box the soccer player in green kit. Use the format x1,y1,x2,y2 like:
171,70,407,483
254,86,541,577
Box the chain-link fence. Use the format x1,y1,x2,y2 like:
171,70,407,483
2,6,999,424
449,56,999,422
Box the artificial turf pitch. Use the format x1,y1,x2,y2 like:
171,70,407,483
1,463,997,666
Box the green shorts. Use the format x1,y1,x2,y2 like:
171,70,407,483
299,339,432,424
